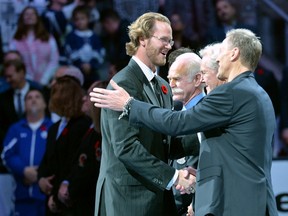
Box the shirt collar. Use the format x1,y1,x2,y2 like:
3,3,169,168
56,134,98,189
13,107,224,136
184,92,206,110
15,82,30,96
132,56,157,82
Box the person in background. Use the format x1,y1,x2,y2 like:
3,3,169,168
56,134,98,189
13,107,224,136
158,14,200,80
9,6,59,86
57,80,108,216
1,89,52,216
99,8,130,80
90,28,278,216
41,0,81,64
204,0,257,44
64,5,105,89
38,74,90,215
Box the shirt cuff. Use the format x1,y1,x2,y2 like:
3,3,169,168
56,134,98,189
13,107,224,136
166,169,179,190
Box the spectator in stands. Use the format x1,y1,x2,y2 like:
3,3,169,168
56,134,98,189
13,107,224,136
204,0,257,44
99,8,130,79
57,80,108,215
2,89,52,216
38,74,91,215
9,6,59,86
41,0,80,64
64,5,105,89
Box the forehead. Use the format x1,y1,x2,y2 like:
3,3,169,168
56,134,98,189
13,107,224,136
26,91,43,98
169,60,188,77
153,20,172,34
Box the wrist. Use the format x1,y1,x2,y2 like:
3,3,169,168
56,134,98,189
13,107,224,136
118,97,134,120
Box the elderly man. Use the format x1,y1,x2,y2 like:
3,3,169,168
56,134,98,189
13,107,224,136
167,52,203,215
90,28,278,216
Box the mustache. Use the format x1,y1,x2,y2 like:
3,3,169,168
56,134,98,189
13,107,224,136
172,88,184,94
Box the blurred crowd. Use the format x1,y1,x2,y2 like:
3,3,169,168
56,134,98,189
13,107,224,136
0,0,287,216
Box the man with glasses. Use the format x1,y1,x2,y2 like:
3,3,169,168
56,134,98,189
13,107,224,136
93,12,195,216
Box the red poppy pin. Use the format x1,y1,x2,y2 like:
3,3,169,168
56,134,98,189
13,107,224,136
161,85,168,94
257,68,264,75
94,140,101,161
40,125,47,131
62,128,68,136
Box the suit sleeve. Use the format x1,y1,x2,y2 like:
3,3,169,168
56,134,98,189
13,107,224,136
129,87,233,136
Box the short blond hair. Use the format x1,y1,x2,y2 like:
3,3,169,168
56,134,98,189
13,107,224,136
126,12,170,56
226,28,262,71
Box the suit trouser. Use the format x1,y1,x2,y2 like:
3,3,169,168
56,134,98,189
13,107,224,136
99,190,106,216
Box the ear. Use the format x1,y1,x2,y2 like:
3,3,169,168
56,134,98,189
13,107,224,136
230,47,240,62
194,73,203,87
139,36,146,47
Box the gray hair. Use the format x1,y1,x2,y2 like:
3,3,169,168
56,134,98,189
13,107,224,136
199,43,221,71
174,52,201,82
226,28,262,71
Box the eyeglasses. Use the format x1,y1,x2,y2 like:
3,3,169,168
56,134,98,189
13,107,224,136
151,35,174,47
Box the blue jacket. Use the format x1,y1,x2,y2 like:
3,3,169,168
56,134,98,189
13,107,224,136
2,117,53,201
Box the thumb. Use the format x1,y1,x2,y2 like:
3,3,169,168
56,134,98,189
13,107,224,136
110,79,121,90
186,166,197,177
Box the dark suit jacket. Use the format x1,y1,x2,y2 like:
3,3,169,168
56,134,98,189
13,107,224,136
37,116,91,213
129,71,278,216
95,59,178,216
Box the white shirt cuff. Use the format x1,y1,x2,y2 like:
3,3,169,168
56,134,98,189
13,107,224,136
166,169,179,190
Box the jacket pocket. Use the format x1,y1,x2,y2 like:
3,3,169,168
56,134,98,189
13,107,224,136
196,166,224,215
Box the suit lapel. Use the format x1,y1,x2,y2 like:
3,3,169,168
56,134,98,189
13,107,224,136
128,59,161,106
156,77,170,108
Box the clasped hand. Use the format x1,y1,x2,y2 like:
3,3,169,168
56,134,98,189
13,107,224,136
174,167,196,194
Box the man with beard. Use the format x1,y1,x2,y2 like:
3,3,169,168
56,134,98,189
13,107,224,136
93,12,196,216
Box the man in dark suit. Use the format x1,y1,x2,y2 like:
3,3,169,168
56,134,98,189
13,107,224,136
0,59,43,216
93,12,195,216
90,28,278,216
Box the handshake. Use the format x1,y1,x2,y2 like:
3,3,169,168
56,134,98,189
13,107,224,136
174,167,197,194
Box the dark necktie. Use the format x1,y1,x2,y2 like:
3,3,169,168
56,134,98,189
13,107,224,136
17,92,22,118
151,76,163,106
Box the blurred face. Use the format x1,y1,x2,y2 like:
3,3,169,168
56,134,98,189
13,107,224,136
145,21,173,68
216,38,232,81
201,57,223,93
170,14,184,32
81,83,96,115
50,66,68,87
4,65,25,89
25,90,46,115
216,0,236,23
74,13,89,30
23,8,38,26
4,53,22,63
102,18,120,35
168,62,198,103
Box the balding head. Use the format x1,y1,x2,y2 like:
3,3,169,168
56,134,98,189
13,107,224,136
167,52,202,103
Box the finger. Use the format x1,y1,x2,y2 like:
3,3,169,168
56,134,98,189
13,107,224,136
92,87,106,94
110,79,120,90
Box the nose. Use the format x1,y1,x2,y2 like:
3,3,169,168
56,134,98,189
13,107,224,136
169,79,176,87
